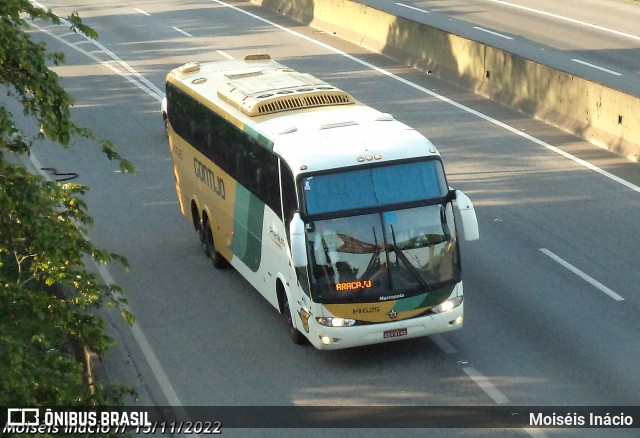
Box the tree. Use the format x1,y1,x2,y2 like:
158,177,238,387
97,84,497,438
0,0,134,418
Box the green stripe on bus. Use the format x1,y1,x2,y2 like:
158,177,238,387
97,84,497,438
245,125,275,150
393,286,455,312
230,186,264,272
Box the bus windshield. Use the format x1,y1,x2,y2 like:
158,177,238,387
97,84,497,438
302,159,448,216
306,204,460,303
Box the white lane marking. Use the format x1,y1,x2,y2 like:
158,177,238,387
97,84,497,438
94,263,199,435
91,268,185,407
540,248,625,301
28,12,164,100
463,366,510,404
30,22,163,100
210,0,640,195
172,26,193,37
571,58,623,76
431,334,458,354
134,8,150,16
395,3,430,14
216,49,235,60
488,0,640,42
524,429,549,438
473,26,513,40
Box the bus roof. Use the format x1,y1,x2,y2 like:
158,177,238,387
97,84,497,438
166,55,440,177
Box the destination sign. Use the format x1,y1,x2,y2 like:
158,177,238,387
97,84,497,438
335,280,373,291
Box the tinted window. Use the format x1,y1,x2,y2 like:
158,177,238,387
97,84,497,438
166,82,283,216
302,160,448,216
280,162,297,231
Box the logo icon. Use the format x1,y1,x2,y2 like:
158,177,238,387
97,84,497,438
7,408,39,426
388,309,398,320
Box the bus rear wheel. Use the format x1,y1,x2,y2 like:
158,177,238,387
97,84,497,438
283,295,306,345
199,221,208,257
202,219,227,269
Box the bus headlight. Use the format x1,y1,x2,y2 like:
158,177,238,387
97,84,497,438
316,317,356,327
431,296,463,314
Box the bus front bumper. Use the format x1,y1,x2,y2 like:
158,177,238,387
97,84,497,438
308,303,463,350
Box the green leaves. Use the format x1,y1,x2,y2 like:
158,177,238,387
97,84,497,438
1,0,135,413
0,155,134,408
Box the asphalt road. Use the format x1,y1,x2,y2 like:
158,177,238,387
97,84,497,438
367,0,640,96
23,0,640,436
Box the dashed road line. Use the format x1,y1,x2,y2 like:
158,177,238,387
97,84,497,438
462,366,510,404
540,249,624,301
216,50,235,60
431,334,458,354
571,58,623,76
474,26,513,40
395,3,430,14
524,428,549,438
172,26,193,37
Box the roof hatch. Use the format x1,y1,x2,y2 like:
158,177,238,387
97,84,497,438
217,69,355,116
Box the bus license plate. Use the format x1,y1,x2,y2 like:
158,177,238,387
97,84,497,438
384,328,408,339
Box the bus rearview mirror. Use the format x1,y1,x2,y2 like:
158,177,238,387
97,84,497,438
290,212,308,267
454,190,479,241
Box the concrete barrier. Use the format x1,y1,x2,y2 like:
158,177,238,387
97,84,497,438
254,0,640,161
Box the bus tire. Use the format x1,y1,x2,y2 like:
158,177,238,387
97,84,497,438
203,219,227,269
283,294,306,345
200,219,210,258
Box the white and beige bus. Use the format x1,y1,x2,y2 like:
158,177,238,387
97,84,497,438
163,54,479,350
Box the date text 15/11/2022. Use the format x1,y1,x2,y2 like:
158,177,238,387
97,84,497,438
133,421,222,434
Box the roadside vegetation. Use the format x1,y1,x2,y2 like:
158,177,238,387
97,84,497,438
1,0,134,432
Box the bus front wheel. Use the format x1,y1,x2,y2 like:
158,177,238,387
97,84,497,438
283,295,306,345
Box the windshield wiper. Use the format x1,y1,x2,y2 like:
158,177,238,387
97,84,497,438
362,227,382,277
389,225,433,292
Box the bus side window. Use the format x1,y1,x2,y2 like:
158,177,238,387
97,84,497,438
166,84,188,139
260,151,280,215
211,115,231,173
234,147,245,180
245,147,259,195
280,162,297,234
205,132,212,156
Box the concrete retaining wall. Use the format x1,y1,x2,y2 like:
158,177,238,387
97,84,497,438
254,0,640,161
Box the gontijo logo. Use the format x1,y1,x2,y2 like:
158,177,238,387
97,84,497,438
3,407,151,434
